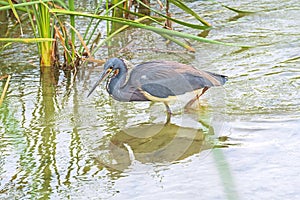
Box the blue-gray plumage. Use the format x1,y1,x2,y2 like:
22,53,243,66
88,58,227,123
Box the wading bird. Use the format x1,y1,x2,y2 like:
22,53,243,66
88,58,227,123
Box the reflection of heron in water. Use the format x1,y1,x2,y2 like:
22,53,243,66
93,123,223,173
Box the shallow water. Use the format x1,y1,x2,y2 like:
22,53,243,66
1,0,300,199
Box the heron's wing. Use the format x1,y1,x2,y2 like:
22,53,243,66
127,61,227,98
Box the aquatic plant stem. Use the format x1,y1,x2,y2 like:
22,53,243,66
69,0,75,60
34,2,53,66
69,0,75,43
0,75,11,107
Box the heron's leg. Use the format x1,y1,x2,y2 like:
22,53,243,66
164,102,172,124
184,87,209,111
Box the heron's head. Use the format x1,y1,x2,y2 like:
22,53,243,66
87,58,127,97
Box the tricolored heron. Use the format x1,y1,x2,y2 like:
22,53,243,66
88,58,227,123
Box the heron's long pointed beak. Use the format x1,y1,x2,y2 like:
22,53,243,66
87,69,112,97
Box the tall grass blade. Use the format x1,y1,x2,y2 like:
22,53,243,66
208,1,255,14
221,5,255,14
7,0,23,35
68,0,75,50
0,43,12,53
0,0,27,12
135,0,210,30
0,38,55,43
0,0,67,11
0,75,11,107
168,0,211,26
